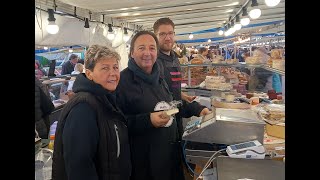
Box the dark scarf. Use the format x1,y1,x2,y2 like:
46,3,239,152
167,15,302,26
128,58,160,85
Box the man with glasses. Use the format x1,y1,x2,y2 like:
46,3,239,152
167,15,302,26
154,17,210,138
154,18,211,179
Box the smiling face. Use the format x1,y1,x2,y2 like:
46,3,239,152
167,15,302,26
85,57,120,91
131,34,158,74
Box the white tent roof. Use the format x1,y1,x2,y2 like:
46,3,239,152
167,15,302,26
36,12,91,47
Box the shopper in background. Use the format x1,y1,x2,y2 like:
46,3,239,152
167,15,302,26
35,60,47,79
78,58,85,64
52,45,131,180
35,76,55,139
153,17,210,140
71,63,84,74
61,54,79,75
116,31,186,180
66,63,84,98
195,47,210,64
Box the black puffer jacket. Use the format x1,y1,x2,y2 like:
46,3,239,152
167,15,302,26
52,73,131,180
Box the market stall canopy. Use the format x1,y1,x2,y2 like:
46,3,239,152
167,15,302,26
36,0,285,45
36,0,285,46
36,49,69,61
35,12,91,47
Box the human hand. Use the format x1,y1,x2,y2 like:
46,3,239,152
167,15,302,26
181,92,196,103
66,91,75,99
199,108,211,117
150,111,170,128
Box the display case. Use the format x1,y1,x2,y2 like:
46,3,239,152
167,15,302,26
180,62,285,100
40,76,76,125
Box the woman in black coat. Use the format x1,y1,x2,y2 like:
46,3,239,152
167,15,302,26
52,45,131,180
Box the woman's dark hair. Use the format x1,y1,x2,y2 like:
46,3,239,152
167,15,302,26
129,31,159,58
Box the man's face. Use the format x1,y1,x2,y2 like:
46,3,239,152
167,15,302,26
131,34,157,74
156,24,175,52
71,57,79,64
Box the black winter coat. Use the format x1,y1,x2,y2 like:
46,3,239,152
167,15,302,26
116,64,184,180
52,73,131,180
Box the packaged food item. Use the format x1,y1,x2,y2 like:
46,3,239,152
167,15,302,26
259,104,285,124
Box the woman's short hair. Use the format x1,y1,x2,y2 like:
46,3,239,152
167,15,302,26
85,45,121,71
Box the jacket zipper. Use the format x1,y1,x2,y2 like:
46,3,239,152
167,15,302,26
114,124,120,158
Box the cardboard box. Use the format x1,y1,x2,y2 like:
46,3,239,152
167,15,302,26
266,123,285,139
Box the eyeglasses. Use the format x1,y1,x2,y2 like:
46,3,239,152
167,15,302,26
158,31,175,38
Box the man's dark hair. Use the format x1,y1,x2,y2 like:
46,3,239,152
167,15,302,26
153,18,175,34
198,47,208,54
69,54,78,60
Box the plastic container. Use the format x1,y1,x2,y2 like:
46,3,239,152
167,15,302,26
48,135,55,150
49,121,58,136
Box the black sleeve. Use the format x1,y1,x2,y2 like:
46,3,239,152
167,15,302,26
116,79,155,135
125,113,154,135
61,63,67,75
62,103,99,180
179,100,206,118
39,84,55,116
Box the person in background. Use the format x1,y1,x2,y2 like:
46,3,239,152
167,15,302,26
223,48,231,59
78,58,85,64
231,47,244,62
248,68,282,93
52,45,131,180
35,60,47,79
71,63,84,75
188,50,196,61
35,76,55,139
66,63,84,98
195,47,210,64
61,54,79,75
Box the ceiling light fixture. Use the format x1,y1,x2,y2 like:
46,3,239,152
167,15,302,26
240,7,250,26
107,24,115,41
234,15,242,30
123,27,130,42
84,18,89,28
265,0,281,7
249,0,261,19
46,9,59,34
